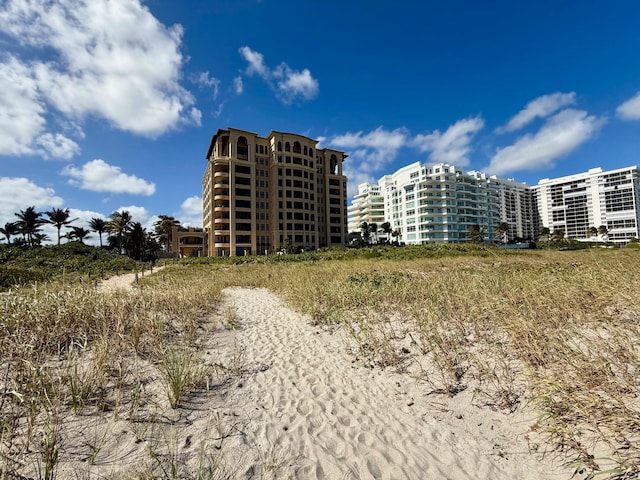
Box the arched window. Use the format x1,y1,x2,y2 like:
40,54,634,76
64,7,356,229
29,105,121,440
330,154,338,175
237,136,248,158
277,141,282,151
303,146,308,155
293,141,301,153
285,142,291,152
309,148,313,157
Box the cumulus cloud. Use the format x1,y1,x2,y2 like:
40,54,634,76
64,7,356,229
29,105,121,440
0,177,64,227
412,117,484,166
62,159,156,195
238,46,319,104
486,109,605,175
616,92,640,121
35,133,80,159
176,195,203,227
496,92,576,133
0,0,198,157
0,56,47,156
330,127,409,198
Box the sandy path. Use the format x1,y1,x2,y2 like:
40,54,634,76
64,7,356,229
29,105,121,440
97,266,164,293
217,287,563,479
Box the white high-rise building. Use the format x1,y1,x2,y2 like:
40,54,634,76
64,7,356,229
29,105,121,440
534,166,640,243
377,162,526,244
347,183,386,233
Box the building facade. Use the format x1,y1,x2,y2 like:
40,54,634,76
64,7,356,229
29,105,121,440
347,183,386,233
377,162,517,244
202,128,348,256
534,166,640,243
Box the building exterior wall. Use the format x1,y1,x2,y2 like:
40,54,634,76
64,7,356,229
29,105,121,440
202,128,348,256
347,183,386,233
171,227,207,257
534,166,640,243
377,162,526,244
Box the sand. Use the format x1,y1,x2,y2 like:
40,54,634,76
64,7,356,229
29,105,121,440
24,274,565,479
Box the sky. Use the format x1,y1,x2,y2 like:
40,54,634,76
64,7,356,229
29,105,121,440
1,0,640,244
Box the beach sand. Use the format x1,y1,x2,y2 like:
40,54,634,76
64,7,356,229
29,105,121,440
37,276,565,479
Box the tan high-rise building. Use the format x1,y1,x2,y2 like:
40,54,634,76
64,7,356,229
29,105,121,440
203,128,348,256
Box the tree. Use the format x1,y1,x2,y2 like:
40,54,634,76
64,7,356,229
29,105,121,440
124,222,146,260
15,206,46,248
496,222,509,244
381,221,392,244
45,208,77,245
154,215,181,253
467,224,485,244
66,227,91,244
587,226,598,239
0,222,19,244
108,210,133,254
598,225,609,241
360,221,371,245
368,222,378,244
89,217,107,247
552,228,565,242
538,226,551,242
391,229,401,244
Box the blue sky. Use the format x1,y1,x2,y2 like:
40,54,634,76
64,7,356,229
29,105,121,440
1,0,640,243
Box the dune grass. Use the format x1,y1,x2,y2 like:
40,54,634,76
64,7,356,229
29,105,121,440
1,245,639,478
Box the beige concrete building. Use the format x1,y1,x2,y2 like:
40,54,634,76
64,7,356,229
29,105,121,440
203,128,348,256
170,227,207,257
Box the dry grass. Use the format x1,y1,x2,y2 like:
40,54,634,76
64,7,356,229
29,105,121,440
1,248,639,478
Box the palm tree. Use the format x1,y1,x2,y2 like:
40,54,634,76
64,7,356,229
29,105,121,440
154,215,181,253
598,225,609,241
360,221,370,245
587,226,598,239
89,217,107,247
552,228,565,242
45,208,77,245
496,222,509,244
108,210,133,254
391,229,401,244
0,222,19,244
467,224,485,244
368,222,378,244
538,226,551,242
381,221,392,244
124,222,150,260
66,227,91,244
15,206,46,248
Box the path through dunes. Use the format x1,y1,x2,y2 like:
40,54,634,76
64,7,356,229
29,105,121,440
216,287,563,479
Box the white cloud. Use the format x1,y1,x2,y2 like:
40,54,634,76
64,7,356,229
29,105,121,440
412,117,484,166
331,127,408,169
176,195,203,227
0,0,199,147
238,46,319,104
194,72,221,100
62,159,156,195
35,133,80,159
616,92,640,121
114,205,151,228
497,92,576,133
234,76,244,95
330,127,409,198
0,177,64,227
239,47,269,78
274,65,319,103
487,109,605,175
0,56,46,156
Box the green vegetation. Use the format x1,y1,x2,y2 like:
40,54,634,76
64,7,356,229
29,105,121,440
0,242,142,291
1,245,639,478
